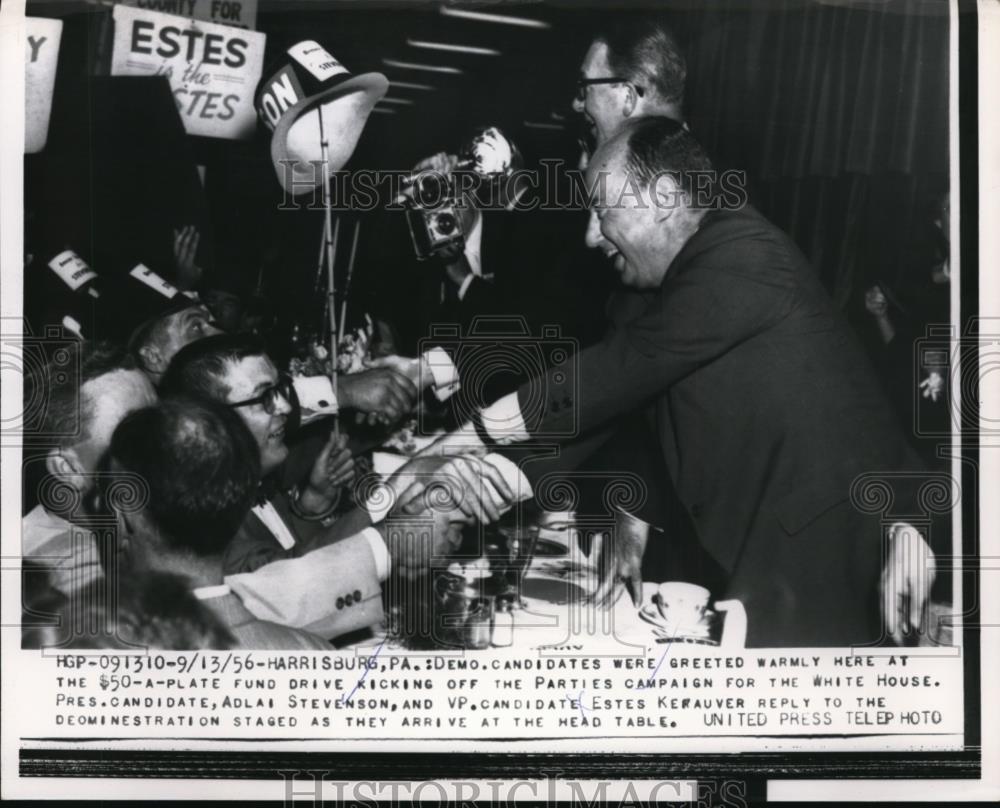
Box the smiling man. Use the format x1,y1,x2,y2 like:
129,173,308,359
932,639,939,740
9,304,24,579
160,333,517,639
162,334,515,575
573,16,686,148
424,117,939,647
161,335,361,572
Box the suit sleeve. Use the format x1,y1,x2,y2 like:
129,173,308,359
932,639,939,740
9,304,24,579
516,247,799,438
225,532,384,639
498,425,618,489
222,496,375,575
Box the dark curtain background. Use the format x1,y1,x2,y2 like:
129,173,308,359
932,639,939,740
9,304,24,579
681,0,949,312
24,1,951,343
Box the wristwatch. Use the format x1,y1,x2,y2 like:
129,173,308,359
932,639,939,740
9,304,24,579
288,485,342,526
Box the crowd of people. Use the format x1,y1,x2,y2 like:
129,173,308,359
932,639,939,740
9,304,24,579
22,15,950,650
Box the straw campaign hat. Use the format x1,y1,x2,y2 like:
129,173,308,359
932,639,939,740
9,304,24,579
254,41,388,196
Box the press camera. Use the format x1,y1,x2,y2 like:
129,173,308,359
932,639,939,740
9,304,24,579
404,126,520,260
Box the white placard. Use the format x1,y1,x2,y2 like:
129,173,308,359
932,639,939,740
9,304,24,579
110,5,265,140
121,0,258,30
130,263,179,298
24,18,62,154
47,250,96,292
287,40,348,83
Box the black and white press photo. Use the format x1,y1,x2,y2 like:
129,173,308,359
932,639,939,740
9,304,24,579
1,0,995,803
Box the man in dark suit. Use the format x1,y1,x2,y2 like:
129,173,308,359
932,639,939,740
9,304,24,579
426,117,938,647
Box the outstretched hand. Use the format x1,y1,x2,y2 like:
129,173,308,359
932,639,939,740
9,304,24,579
586,512,652,609
881,522,936,645
173,225,203,290
387,454,514,525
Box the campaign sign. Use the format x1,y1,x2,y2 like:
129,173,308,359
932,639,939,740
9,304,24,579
121,0,259,31
25,18,63,153
110,5,265,140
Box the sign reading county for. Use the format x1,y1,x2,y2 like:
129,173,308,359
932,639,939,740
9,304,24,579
121,0,258,30
110,4,265,140
25,18,63,153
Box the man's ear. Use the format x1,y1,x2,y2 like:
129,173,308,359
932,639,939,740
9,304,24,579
45,447,86,493
138,344,165,375
652,178,681,224
622,84,641,119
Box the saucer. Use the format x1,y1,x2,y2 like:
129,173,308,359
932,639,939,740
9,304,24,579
639,604,714,639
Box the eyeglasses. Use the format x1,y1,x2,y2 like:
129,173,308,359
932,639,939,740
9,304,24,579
228,373,296,415
575,77,645,103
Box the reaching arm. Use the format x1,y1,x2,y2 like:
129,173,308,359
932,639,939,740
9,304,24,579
423,242,800,454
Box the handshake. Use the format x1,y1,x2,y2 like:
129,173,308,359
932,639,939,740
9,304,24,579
374,452,527,579
330,355,434,427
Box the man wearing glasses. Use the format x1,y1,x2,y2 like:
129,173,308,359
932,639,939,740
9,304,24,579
161,334,519,599
573,16,686,149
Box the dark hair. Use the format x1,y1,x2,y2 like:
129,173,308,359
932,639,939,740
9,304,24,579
160,333,269,403
596,16,686,108
22,568,235,650
622,116,714,201
109,397,261,557
28,339,138,448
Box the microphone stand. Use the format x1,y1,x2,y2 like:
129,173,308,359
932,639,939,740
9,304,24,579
317,107,340,440
338,219,361,345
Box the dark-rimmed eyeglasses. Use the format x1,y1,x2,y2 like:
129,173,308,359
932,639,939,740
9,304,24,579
228,373,296,415
575,77,645,102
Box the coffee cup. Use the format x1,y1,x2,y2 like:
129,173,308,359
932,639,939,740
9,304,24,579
656,581,711,627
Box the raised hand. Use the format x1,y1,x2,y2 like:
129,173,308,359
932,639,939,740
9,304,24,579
298,430,354,515
864,285,888,317
173,225,203,290
316,430,355,489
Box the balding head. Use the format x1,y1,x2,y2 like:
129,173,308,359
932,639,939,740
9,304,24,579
584,117,712,289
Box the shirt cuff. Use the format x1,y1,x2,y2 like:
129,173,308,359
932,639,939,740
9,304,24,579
456,272,476,301
423,346,460,401
480,392,530,443
361,526,391,581
292,375,339,423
